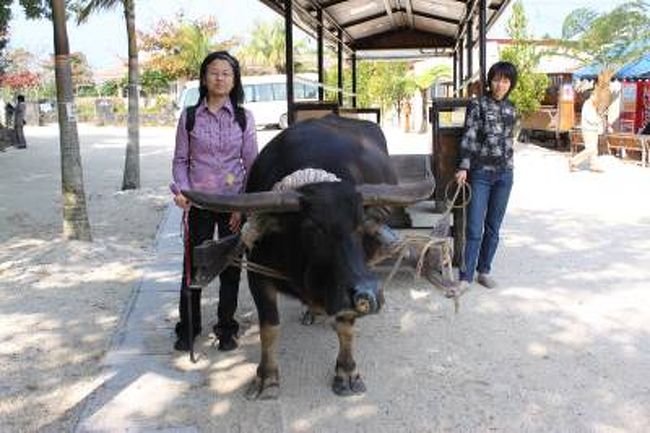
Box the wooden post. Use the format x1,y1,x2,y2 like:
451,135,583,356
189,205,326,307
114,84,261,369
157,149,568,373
453,50,458,95
478,0,487,94
352,51,357,108
317,8,324,102
284,0,295,125
466,16,473,92
337,29,343,106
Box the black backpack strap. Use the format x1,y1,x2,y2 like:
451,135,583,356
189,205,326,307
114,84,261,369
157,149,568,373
234,106,247,133
185,105,197,134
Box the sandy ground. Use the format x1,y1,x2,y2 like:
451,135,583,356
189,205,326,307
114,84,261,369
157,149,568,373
1,124,650,432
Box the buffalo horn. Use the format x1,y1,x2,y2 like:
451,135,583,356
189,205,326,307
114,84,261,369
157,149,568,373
182,189,301,213
357,179,435,206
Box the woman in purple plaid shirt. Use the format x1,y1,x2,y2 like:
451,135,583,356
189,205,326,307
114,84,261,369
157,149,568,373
171,51,258,352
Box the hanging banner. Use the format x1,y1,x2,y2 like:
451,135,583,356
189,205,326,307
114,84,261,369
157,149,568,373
635,80,650,133
619,81,638,133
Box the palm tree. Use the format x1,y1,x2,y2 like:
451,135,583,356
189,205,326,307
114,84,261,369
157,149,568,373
239,20,286,73
52,0,92,240
239,20,310,74
177,22,218,79
560,1,650,72
77,0,140,190
411,65,451,133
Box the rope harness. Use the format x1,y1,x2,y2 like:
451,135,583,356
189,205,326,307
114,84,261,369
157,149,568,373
375,180,471,313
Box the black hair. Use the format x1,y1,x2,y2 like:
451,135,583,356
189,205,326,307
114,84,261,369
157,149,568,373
194,51,246,131
17,95,25,102
486,61,518,99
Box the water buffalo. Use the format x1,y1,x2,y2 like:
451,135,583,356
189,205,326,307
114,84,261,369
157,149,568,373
185,115,434,399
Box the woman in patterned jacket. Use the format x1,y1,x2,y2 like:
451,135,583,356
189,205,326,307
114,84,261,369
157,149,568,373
455,61,518,291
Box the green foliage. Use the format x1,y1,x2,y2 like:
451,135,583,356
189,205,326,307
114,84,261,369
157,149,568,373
35,78,56,98
500,1,548,117
238,19,309,74
412,65,451,91
139,15,236,80
140,69,170,96
74,0,122,23
76,83,98,96
0,0,13,69
74,97,95,121
560,1,650,70
99,79,119,96
0,0,50,73
355,61,412,114
18,0,51,19
409,65,451,133
141,94,173,114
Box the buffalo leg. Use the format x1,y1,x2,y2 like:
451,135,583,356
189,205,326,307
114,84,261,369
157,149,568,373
246,280,281,400
332,314,366,396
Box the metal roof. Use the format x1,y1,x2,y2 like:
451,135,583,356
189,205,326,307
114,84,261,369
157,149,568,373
615,53,650,80
574,54,650,81
259,0,512,56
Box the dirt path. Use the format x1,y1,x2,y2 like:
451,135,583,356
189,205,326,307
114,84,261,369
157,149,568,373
1,126,649,432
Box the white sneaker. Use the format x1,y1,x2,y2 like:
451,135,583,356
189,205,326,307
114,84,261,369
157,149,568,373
477,273,497,289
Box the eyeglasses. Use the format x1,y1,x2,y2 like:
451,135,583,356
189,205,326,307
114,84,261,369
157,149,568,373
491,76,510,85
209,71,234,79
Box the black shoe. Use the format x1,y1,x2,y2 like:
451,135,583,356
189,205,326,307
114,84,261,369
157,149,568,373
174,335,193,352
218,334,238,351
173,322,201,352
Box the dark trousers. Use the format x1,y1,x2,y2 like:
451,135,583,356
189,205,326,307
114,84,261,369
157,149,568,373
14,127,26,148
179,207,241,337
460,168,513,283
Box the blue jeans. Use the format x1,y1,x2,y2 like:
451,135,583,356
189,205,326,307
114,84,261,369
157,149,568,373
459,168,513,282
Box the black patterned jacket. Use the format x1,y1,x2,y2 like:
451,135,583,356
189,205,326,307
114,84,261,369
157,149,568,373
458,95,516,172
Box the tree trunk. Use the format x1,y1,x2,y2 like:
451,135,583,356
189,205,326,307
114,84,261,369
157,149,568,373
122,0,140,190
419,88,428,134
52,0,92,241
396,102,402,127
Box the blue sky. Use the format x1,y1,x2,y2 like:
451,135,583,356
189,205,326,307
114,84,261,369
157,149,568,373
7,0,629,70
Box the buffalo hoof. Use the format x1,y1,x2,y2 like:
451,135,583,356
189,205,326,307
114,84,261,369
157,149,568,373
332,374,366,396
245,376,280,400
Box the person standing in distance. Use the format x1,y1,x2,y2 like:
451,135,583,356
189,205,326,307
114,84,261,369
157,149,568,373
455,61,518,290
171,51,258,352
14,95,27,149
569,90,605,172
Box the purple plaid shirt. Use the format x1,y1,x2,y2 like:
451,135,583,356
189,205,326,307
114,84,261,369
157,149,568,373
172,99,258,195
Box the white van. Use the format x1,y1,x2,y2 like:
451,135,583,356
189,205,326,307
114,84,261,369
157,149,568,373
175,74,319,129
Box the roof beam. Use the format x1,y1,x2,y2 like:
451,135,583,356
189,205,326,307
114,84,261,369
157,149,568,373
341,10,393,28
352,27,455,50
320,0,348,8
299,0,355,44
412,10,460,26
404,0,415,28
381,0,398,28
